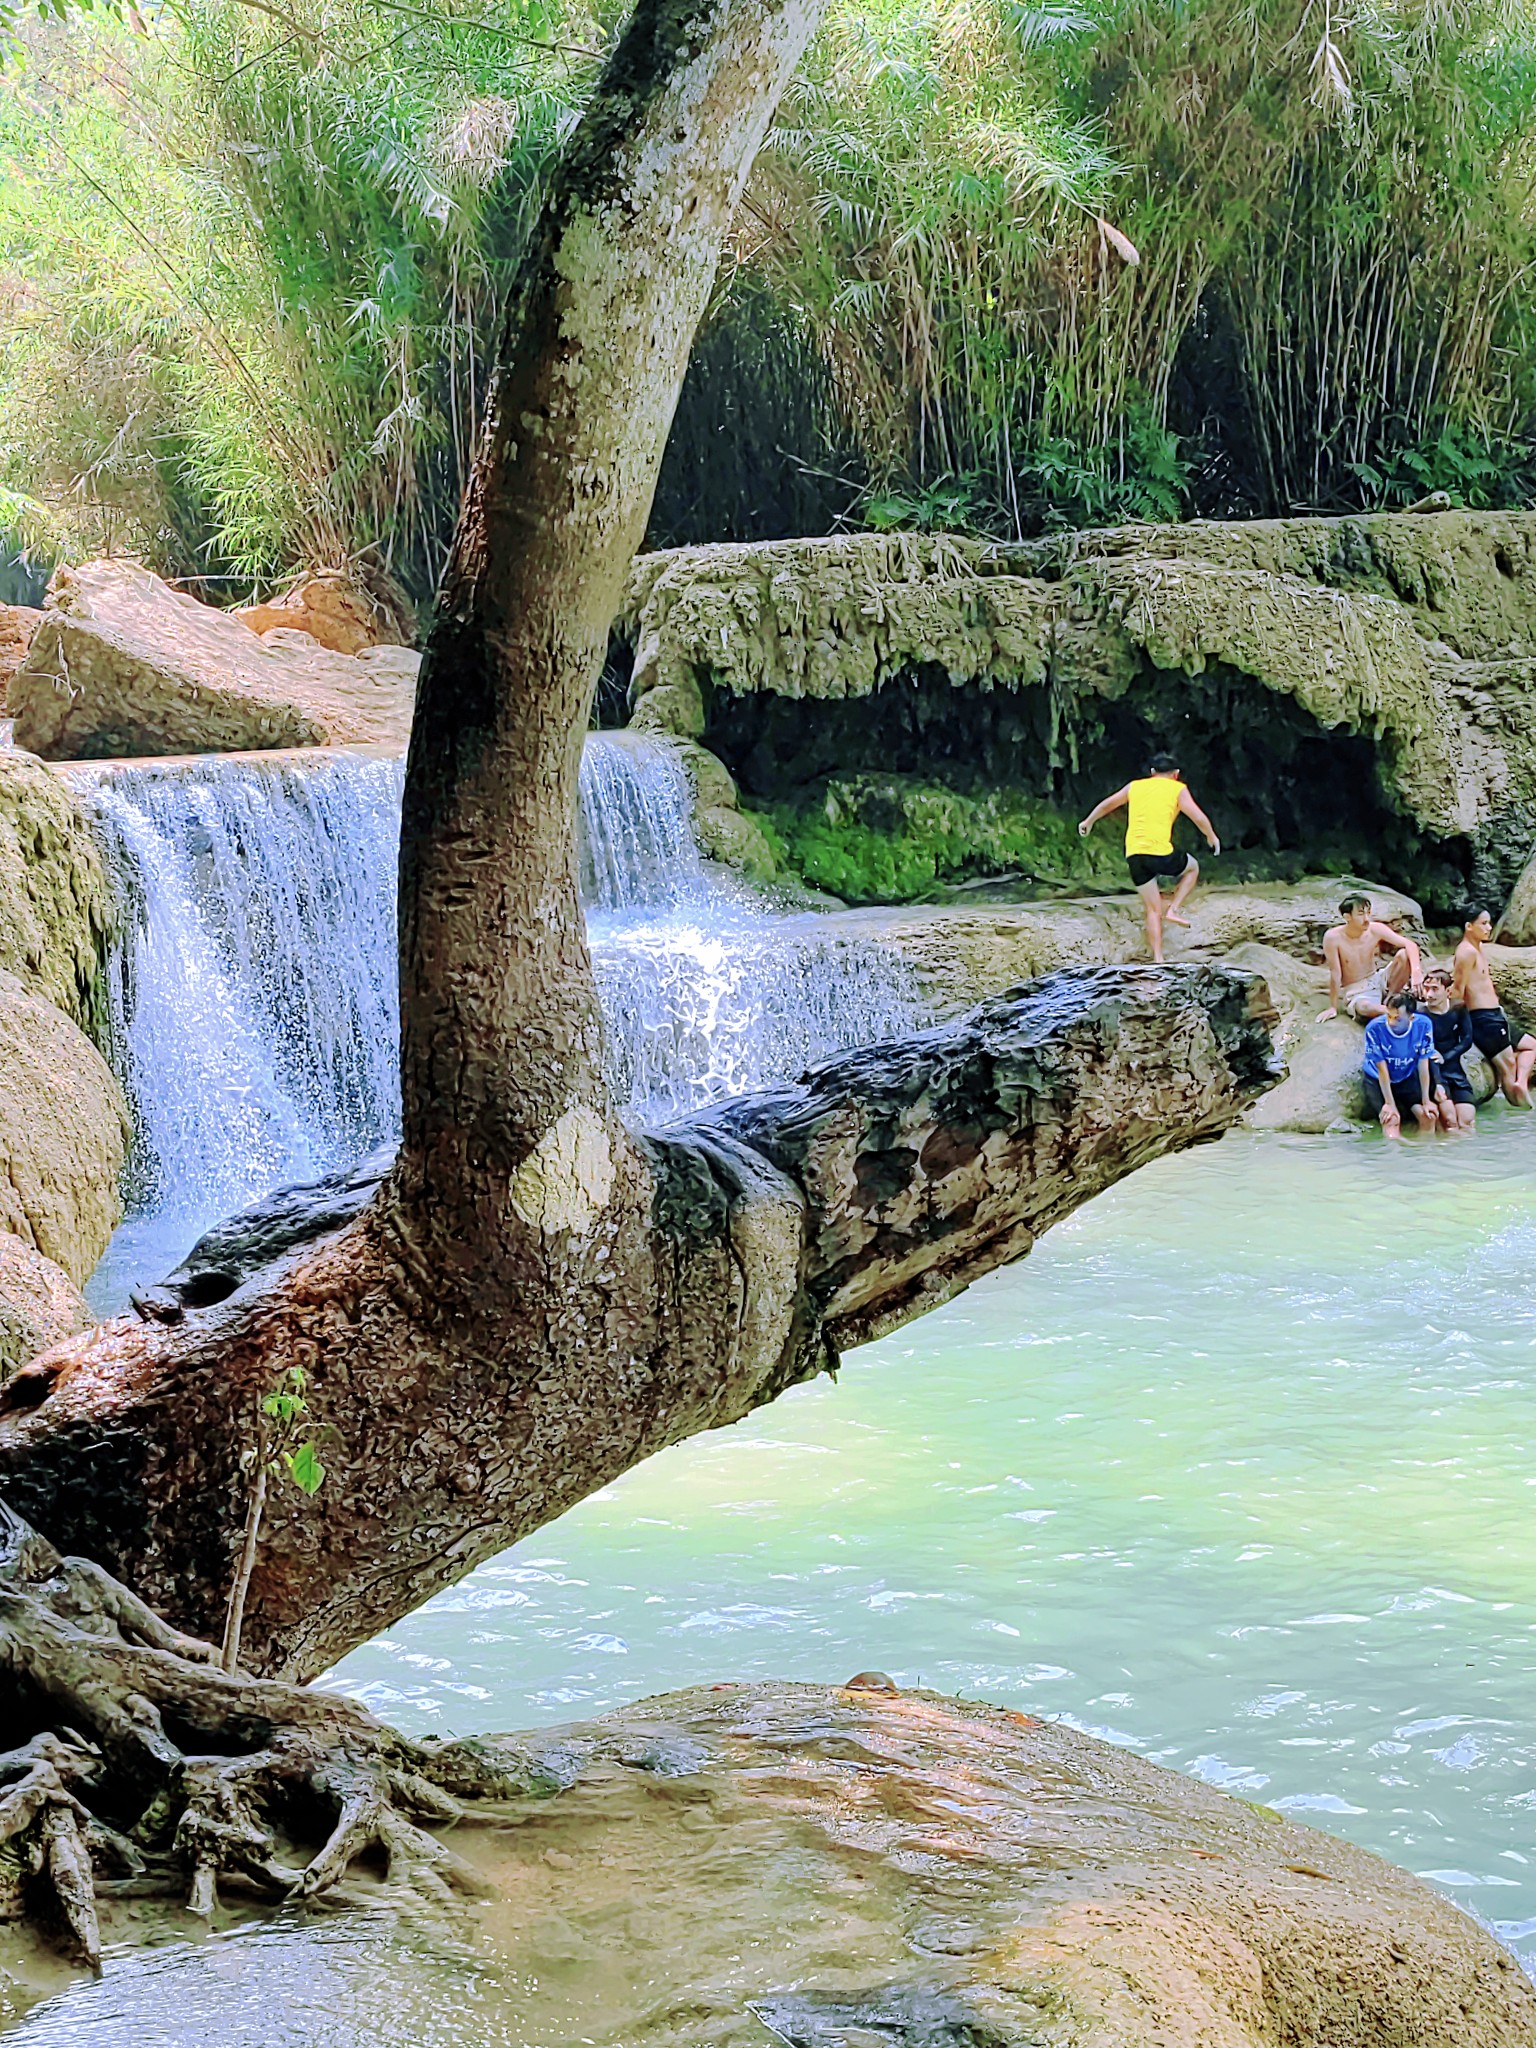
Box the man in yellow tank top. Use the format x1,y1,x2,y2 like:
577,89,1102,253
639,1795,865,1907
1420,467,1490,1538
1078,752,1221,963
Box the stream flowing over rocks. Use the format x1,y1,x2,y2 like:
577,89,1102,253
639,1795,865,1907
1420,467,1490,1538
2,553,1535,2040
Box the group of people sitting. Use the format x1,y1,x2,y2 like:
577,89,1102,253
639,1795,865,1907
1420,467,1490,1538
1323,895,1535,1136
1076,754,1534,1139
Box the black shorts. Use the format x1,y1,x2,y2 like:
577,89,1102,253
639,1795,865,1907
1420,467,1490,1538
1470,1007,1513,1058
1437,1070,1476,1106
1127,851,1192,889
1363,1072,1432,1120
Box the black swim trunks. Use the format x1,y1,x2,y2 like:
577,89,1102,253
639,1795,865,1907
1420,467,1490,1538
1363,1072,1433,1121
1127,850,1192,889
1469,1006,1513,1058
1430,1005,1476,1105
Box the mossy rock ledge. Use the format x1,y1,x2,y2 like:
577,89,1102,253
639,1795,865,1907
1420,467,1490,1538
620,511,1536,901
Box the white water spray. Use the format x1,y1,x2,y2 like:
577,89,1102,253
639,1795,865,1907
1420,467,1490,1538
72,737,925,1306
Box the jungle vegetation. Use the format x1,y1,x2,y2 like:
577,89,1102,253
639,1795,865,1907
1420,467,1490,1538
4,0,1536,597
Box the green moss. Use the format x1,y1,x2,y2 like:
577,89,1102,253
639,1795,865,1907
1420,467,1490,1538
753,774,1130,906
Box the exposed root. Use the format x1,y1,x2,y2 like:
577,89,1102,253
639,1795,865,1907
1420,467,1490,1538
0,1502,501,1967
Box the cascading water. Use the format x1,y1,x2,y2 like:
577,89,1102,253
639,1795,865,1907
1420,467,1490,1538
72,736,925,1309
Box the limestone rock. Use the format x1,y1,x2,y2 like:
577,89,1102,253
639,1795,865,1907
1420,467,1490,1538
446,1681,1536,2045
696,802,778,879
0,1233,90,1379
819,879,1422,1022
0,748,116,1027
0,602,41,709
620,511,1536,882
11,560,418,760
235,566,414,656
0,969,128,1285
1226,942,1365,1130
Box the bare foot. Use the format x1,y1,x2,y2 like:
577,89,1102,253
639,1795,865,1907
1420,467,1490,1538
1164,911,1192,928
1510,1084,1533,1109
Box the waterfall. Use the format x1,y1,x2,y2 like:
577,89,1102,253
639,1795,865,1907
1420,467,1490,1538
71,737,926,1308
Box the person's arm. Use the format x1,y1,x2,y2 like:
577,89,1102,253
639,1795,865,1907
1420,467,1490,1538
1318,930,1343,1021
1417,1053,1433,1111
1177,786,1221,855
1078,785,1131,837
1375,922,1423,988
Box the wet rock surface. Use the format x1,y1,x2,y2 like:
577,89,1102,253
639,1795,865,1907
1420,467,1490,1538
9,1680,1522,2044
11,561,418,760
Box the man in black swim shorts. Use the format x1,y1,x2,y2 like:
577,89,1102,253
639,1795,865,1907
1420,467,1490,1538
1420,967,1477,1133
1452,908,1536,1107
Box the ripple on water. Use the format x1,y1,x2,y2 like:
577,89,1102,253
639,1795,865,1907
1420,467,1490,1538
325,1120,1536,1969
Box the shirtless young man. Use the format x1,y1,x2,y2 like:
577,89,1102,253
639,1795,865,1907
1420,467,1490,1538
1078,753,1220,965
1451,908,1536,1107
1318,893,1422,1023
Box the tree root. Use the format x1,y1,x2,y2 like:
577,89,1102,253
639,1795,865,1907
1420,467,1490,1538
0,1503,497,1970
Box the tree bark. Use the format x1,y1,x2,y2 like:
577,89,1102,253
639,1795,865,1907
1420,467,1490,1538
0,0,1282,1690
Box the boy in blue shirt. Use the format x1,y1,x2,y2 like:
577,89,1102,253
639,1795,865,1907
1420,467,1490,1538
1361,989,1437,1137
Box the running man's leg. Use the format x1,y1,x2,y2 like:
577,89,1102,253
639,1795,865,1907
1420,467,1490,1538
1163,854,1200,930
1492,1044,1525,1105
1138,877,1165,963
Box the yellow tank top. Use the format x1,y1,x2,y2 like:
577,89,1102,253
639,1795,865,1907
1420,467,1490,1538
1125,776,1184,856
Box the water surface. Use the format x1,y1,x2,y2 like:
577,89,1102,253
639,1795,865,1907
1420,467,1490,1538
331,1118,1536,1962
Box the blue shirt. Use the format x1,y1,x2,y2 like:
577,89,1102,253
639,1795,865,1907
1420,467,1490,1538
1362,1011,1434,1082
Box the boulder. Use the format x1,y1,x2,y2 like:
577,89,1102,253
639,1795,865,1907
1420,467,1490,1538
10,560,418,760
446,1681,1536,2045
819,879,1422,1022
1227,941,1364,1130
0,1233,90,1380
0,969,129,1285
234,566,414,656
0,747,116,1027
0,602,41,710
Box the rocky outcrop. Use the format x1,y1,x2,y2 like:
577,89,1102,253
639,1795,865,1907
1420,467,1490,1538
621,511,1536,887
0,1234,90,1380
0,970,128,1286
0,749,115,1029
10,561,418,760
441,1681,1536,2045
820,878,1421,1015
798,880,1447,1134
235,565,415,656
0,603,40,710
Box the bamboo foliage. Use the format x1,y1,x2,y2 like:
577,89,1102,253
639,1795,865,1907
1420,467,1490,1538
3,0,1536,582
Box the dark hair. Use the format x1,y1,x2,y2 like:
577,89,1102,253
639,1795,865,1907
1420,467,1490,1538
1463,907,1491,928
1147,751,1180,775
1338,892,1371,914
1385,988,1417,1014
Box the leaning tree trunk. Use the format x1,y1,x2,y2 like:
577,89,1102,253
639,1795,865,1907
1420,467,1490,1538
0,0,1281,1686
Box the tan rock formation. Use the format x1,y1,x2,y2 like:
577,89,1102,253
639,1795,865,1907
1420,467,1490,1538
235,566,414,656
822,878,1421,1018
0,969,128,1286
620,511,1536,864
0,602,41,710
0,1233,90,1380
0,748,116,1028
11,560,418,760
439,1681,1536,2046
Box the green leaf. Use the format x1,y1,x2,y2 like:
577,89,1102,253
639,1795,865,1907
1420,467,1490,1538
283,1442,325,1496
